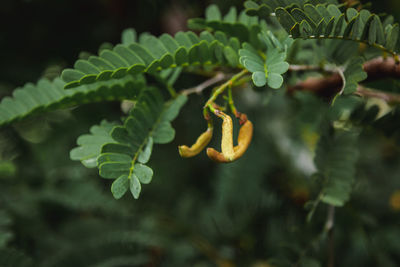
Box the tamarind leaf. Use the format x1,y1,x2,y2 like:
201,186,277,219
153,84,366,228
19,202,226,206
346,8,358,21
343,16,357,37
386,24,399,51
130,174,141,199
276,8,297,33
314,19,327,36
121,28,137,45
244,0,340,20
267,73,284,89
239,33,290,89
292,8,316,29
327,4,341,18
187,4,263,47
325,17,335,36
342,57,367,94
304,4,323,24
350,15,363,39
205,4,222,21
224,7,237,23
334,14,347,36
70,88,187,199
70,120,118,168
252,72,267,87
111,175,130,199
138,137,153,164
0,75,145,127
134,164,153,184
62,30,243,88
251,2,400,57
314,127,359,207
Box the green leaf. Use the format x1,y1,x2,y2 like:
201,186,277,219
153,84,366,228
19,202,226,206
292,8,317,29
346,8,358,21
134,164,153,184
343,16,357,37
223,46,240,66
372,15,386,45
111,175,130,199
325,17,335,36
95,88,187,199
252,72,267,87
386,24,399,51
205,4,221,21
152,121,175,144
270,4,400,57
0,73,145,127
121,28,137,45
130,175,142,199
343,57,367,94
334,14,346,36
304,4,322,24
267,73,284,89
268,61,289,75
243,59,264,72
62,30,243,88
138,137,153,164
276,8,297,32
161,94,188,121
62,69,85,83
315,127,359,207
99,162,131,179
224,7,237,23
314,19,327,36
70,120,117,168
240,37,289,90
327,4,341,18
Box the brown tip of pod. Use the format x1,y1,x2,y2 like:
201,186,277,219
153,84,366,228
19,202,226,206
206,148,231,163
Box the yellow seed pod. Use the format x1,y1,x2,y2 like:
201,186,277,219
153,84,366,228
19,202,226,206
207,118,253,163
221,113,235,161
233,120,253,159
178,128,213,158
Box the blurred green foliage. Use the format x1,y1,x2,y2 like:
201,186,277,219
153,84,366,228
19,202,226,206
1,0,400,266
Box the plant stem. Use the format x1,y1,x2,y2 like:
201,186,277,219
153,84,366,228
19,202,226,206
166,84,177,98
289,65,328,72
227,86,237,116
204,69,248,109
182,72,228,95
356,85,400,104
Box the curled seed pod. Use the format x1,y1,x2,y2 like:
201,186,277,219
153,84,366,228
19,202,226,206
207,119,253,163
206,147,230,163
233,120,253,159
178,128,213,158
221,113,235,161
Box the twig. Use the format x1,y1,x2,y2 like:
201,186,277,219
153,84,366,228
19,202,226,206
356,86,400,104
287,73,343,98
182,72,228,96
289,65,325,72
288,57,400,100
